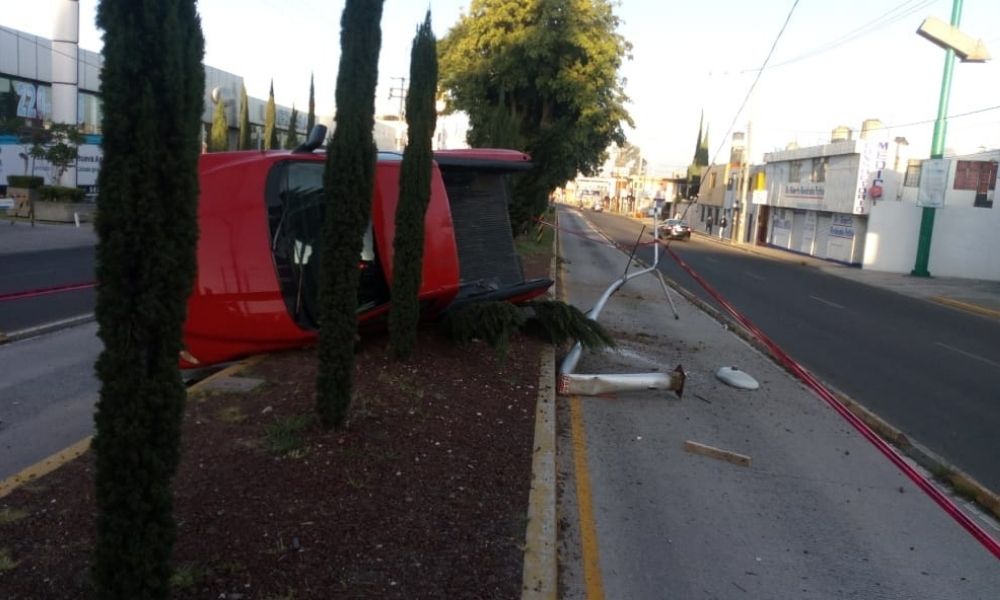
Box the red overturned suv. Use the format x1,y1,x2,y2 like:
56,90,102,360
180,126,553,368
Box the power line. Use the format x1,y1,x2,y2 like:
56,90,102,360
709,0,801,167
741,0,939,73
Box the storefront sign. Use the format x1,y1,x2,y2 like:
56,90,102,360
830,213,855,239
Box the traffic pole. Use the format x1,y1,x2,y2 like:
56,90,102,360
911,0,963,277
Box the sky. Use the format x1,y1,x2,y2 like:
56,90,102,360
3,0,1000,176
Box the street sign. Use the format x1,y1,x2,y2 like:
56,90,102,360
917,159,949,208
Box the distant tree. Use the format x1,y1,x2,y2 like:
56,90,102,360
316,0,385,428
264,80,279,150
306,72,316,135
389,11,437,360
91,0,204,596
25,122,84,184
284,104,300,149
237,83,251,150
439,0,632,233
209,95,228,152
687,110,708,197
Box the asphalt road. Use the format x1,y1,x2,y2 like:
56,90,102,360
0,246,96,334
585,209,1000,493
0,322,101,480
555,207,1000,598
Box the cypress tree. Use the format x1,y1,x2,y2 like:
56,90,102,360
92,0,204,596
209,95,228,151
306,72,316,134
284,104,300,149
237,82,251,150
389,12,437,359
316,0,385,429
264,80,279,150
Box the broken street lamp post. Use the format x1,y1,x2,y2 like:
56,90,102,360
558,209,685,397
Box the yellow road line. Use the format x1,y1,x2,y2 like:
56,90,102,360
929,296,1000,320
570,395,605,599
0,436,92,500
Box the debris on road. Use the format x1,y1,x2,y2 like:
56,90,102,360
683,440,752,467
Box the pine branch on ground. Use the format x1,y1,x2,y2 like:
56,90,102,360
443,301,527,359
526,299,615,349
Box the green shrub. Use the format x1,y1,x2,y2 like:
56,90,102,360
6,175,44,189
38,185,85,202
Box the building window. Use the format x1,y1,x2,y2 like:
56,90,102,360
78,92,102,134
811,157,828,183
709,172,717,189
788,160,802,182
953,160,997,190
951,160,998,208
904,159,922,187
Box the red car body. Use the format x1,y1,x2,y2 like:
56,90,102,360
181,147,551,368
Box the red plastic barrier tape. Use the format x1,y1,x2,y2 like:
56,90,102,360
0,281,96,302
665,244,1000,560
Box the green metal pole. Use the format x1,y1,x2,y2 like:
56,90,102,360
912,0,963,277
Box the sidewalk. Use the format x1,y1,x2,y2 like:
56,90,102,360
0,220,97,256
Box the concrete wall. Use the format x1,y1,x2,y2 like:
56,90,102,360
865,150,1000,280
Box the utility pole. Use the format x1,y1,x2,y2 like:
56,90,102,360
737,121,752,244
388,76,408,121
910,0,989,276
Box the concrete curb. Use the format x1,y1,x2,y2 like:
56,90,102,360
929,295,1000,321
521,346,558,599
521,211,559,600
0,354,266,501
0,313,96,346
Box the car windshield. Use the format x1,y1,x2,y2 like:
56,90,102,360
665,219,688,227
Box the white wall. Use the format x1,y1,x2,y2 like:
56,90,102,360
865,151,1000,280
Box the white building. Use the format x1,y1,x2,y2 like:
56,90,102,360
864,149,999,280
760,121,999,281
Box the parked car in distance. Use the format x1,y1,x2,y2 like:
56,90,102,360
591,199,604,212
659,218,691,240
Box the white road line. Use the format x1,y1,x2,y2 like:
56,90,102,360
744,272,765,281
934,342,1000,370
809,295,845,309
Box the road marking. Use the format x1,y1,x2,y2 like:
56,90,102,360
809,295,844,309
744,271,765,281
570,396,605,599
934,342,1000,370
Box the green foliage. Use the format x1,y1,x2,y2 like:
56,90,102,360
38,185,85,202
389,12,438,360
91,0,205,596
306,73,316,135
6,175,44,189
284,105,300,149
209,96,228,152
316,0,385,429
238,83,251,150
526,299,615,349
25,122,84,185
264,414,314,457
444,301,527,358
439,0,633,233
264,80,279,150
